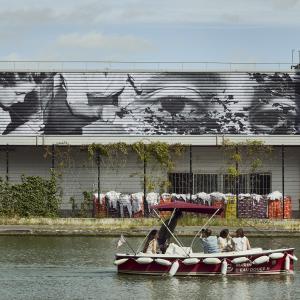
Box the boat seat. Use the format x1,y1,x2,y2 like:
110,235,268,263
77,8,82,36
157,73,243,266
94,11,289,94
165,243,192,255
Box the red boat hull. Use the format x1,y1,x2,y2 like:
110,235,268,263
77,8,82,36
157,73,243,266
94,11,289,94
116,249,295,276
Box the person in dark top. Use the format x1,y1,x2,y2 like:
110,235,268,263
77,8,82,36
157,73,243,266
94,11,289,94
157,210,183,253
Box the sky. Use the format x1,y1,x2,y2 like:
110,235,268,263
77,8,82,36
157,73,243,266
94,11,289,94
0,0,300,66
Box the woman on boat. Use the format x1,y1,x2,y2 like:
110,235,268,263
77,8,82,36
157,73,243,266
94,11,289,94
232,228,251,251
218,229,234,252
200,228,220,254
143,229,159,254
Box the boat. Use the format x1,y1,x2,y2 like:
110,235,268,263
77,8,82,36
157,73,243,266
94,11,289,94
114,202,297,276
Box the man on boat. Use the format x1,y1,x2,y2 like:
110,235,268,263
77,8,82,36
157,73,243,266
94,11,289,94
157,210,183,253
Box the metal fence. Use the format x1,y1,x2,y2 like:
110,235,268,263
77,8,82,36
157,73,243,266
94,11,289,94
0,60,294,72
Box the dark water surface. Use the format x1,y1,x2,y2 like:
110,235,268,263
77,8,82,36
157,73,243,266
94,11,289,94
0,236,299,300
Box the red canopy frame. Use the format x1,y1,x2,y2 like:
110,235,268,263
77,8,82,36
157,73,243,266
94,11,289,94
151,202,223,215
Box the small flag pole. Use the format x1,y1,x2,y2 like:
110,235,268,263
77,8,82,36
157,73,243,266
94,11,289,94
117,235,136,255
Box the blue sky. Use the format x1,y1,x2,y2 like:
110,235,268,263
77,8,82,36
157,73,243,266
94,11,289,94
0,0,300,64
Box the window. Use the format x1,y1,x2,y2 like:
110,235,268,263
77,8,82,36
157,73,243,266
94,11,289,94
168,173,192,194
250,173,271,195
223,174,248,194
193,174,218,193
168,172,271,195
168,173,218,194
223,173,271,195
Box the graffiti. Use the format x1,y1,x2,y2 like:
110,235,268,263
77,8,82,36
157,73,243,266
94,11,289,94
0,71,298,135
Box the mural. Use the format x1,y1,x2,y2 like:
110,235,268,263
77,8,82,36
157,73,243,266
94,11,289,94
0,71,298,135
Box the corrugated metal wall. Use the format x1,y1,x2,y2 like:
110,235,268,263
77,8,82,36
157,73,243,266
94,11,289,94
1,145,299,212
0,71,298,135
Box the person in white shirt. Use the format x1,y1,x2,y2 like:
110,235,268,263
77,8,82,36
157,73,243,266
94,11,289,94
232,228,251,251
218,228,234,252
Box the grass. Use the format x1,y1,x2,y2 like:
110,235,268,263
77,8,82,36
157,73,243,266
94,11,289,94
0,216,299,231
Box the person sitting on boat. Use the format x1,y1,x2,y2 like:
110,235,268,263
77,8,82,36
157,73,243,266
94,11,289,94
232,228,251,251
200,228,220,254
218,229,234,252
157,210,183,254
143,229,159,254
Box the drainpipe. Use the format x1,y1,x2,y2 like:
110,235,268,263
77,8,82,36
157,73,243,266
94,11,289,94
282,145,285,219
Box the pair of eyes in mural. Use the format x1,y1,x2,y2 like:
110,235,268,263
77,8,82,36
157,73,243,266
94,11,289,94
87,86,205,116
127,87,206,116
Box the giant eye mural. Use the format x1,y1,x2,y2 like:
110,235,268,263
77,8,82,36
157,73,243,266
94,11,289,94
0,71,298,135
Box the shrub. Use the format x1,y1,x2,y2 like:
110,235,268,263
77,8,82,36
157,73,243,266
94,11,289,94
0,172,61,217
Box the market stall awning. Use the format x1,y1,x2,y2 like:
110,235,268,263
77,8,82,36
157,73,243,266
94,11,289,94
151,202,223,215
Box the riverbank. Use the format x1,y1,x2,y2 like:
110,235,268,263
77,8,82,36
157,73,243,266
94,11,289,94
0,217,300,236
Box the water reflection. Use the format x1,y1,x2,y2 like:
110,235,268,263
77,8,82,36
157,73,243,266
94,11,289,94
0,236,298,300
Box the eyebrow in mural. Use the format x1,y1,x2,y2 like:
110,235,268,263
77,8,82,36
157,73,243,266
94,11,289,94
0,71,298,135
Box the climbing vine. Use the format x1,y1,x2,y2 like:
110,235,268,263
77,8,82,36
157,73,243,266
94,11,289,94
221,139,273,177
87,141,185,192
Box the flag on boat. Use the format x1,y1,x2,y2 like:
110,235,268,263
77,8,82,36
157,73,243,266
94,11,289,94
117,235,126,248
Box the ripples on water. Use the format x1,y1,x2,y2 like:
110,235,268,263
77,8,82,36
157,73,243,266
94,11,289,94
0,236,298,300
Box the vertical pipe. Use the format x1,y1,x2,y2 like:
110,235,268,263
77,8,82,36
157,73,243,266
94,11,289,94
189,145,193,201
6,145,9,182
51,144,55,169
235,146,239,218
97,149,100,218
282,145,285,219
143,149,148,217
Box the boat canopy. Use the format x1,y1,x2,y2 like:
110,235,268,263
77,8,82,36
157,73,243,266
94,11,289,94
151,202,223,215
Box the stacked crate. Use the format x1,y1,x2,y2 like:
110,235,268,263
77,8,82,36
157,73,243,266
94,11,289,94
283,196,292,219
237,195,253,218
93,193,107,218
210,193,225,218
159,193,172,218
252,196,268,219
268,199,282,219
268,196,292,219
225,194,237,219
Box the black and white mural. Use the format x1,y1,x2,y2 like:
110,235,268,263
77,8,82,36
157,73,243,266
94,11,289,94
0,71,299,135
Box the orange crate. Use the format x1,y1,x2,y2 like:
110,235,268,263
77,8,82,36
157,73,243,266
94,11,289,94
211,199,225,218
268,199,282,219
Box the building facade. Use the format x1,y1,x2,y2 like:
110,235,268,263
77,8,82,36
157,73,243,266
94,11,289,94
0,69,299,215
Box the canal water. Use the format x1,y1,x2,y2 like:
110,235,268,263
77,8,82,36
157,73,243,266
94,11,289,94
0,236,298,300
